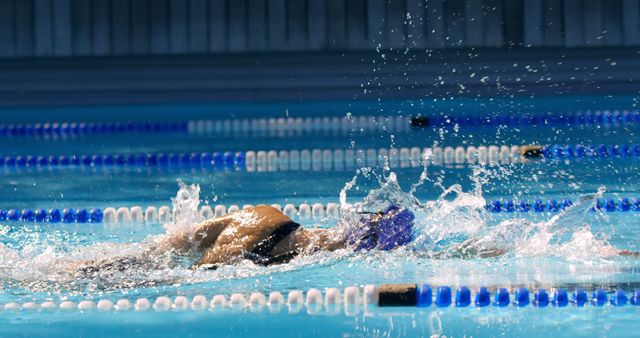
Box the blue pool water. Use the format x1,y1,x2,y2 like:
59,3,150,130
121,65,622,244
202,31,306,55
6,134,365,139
1,95,640,337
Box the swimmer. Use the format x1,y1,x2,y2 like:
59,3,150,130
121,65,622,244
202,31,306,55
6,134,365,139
520,145,543,158
163,204,415,270
78,203,638,274
75,204,411,274
162,204,640,269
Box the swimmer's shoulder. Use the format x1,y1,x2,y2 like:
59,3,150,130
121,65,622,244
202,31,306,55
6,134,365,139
215,204,294,244
248,205,293,224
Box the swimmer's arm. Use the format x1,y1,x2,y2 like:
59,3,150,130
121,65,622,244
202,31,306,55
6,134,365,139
428,238,639,259
426,238,506,259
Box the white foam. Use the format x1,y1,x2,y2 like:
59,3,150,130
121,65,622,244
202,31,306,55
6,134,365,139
164,181,203,239
0,171,624,298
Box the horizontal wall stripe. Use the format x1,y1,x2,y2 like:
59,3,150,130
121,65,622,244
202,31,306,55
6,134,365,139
1,0,638,59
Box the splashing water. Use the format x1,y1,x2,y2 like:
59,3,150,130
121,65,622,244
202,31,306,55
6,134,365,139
162,180,204,250
0,169,629,295
336,167,620,261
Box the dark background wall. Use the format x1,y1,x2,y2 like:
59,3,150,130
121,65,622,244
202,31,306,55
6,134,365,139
0,0,639,59
0,0,639,107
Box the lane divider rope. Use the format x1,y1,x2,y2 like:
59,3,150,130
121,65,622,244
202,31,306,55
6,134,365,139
187,115,412,135
1,285,638,314
0,145,526,172
0,115,410,138
541,144,640,159
0,203,342,225
3,143,640,173
486,197,640,213
427,109,639,128
3,197,639,225
3,109,638,138
0,121,187,136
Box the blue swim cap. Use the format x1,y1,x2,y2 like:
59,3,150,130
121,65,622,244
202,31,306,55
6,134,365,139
352,205,415,251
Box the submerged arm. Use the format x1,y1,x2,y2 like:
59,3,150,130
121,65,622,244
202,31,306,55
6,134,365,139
431,238,506,259
428,237,638,259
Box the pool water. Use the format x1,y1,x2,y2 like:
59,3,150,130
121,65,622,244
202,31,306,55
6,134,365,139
1,95,640,337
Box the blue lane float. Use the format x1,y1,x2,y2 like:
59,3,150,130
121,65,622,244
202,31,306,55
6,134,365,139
485,197,640,213
0,208,103,224
376,285,640,308
514,288,530,307
7,209,19,221
553,289,569,307
416,284,432,307
378,284,640,308
494,288,510,307
573,289,588,307
62,208,76,223
20,209,35,222
435,286,452,307
427,110,640,128
0,151,246,170
611,289,628,306
541,143,640,159
475,287,492,307
631,290,640,305
0,122,188,137
533,289,549,307
592,289,607,307
455,287,471,307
